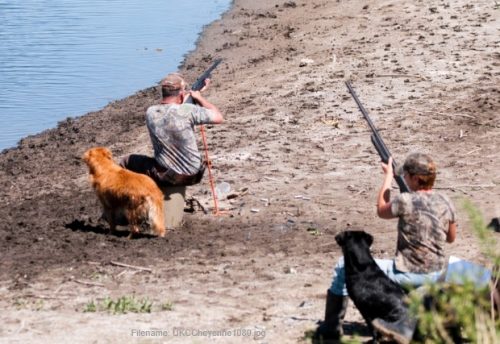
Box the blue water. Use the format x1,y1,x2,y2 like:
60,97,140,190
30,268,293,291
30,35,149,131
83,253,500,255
0,0,231,151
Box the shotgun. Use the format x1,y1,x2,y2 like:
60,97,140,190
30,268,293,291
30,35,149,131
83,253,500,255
345,81,410,193
184,58,222,104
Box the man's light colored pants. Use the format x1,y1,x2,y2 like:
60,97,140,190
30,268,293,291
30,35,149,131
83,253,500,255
329,257,443,296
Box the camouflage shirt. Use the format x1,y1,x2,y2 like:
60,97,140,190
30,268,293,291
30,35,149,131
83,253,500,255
146,103,217,175
391,191,456,273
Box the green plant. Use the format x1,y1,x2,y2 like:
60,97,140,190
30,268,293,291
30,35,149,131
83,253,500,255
161,301,174,311
303,329,315,342
463,199,500,267
13,298,27,310
103,295,152,314
83,295,153,314
12,298,44,311
83,300,97,313
410,282,494,343
303,329,362,343
33,299,45,311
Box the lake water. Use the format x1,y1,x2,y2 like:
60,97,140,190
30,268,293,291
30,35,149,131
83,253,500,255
0,0,231,151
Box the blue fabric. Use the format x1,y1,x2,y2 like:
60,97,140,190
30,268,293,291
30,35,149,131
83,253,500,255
329,257,443,296
445,258,492,288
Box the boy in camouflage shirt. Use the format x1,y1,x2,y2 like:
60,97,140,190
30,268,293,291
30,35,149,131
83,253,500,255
315,153,457,343
384,153,457,275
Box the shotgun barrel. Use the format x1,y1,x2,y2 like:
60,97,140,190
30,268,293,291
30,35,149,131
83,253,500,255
345,81,410,193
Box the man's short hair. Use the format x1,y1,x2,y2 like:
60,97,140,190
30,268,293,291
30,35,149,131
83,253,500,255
160,73,186,98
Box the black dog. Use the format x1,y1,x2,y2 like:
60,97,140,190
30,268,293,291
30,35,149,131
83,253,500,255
335,230,410,338
488,217,500,232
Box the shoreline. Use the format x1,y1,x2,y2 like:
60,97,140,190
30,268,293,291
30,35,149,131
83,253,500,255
0,0,499,342
0,0,233,154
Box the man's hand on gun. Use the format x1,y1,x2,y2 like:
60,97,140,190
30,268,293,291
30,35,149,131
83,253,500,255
186,79,210,103
199,78,210,92
188,90,203,102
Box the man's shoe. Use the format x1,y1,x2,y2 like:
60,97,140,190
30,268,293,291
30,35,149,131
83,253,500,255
313,290,348,343
372,317,416,344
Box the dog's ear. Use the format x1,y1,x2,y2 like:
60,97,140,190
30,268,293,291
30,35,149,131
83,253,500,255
103,148,113,160
361,231,374,247
82,149,91,163
488,217,500,232
335,231,346,246
93,147,113,160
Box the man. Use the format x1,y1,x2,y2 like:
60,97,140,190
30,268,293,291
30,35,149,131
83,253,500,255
314,153,457,344
121,73,223,186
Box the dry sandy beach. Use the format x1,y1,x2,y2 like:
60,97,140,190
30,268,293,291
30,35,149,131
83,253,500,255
0,0,499,343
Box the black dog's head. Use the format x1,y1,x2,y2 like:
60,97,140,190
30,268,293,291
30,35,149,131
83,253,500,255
335,230,373,248
488,217,500,233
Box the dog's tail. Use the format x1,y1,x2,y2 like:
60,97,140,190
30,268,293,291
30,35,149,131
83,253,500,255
147,196,166,237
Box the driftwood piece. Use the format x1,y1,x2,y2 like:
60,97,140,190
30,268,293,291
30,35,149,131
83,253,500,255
73,279,105,288
109,261,153,273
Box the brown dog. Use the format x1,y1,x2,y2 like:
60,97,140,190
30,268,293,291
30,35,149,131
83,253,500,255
82,147,166,238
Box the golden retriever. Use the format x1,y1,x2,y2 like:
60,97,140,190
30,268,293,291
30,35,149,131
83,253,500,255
82,147,166,238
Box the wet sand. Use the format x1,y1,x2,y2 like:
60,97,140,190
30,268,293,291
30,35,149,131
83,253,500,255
0,0,499,342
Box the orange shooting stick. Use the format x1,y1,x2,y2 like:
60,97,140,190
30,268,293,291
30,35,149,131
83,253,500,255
184,59,226,215
199,125,224,215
